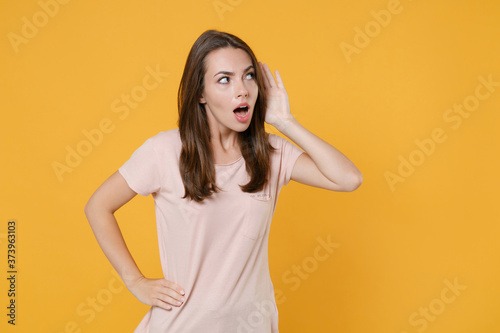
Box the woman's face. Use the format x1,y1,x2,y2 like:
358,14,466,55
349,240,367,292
200,47,258,134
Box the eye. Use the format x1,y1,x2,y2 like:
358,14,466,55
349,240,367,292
218,76,229,84
245,72,255,80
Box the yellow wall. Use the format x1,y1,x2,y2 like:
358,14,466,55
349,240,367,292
2,0,499,332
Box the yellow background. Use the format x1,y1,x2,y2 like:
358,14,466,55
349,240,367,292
1,0,499,332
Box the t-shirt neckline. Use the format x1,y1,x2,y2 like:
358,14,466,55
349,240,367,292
214,155,244,166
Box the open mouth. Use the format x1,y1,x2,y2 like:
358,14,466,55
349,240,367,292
233,105,249,118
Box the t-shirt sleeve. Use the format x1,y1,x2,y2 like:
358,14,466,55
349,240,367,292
270,134,305,187
118,136,161,196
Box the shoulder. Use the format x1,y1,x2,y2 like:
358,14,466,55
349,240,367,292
266,132,304,162
149,128,180,143
146,128,181,149
267,132,295,151
128,129,181,161
267,133,285,148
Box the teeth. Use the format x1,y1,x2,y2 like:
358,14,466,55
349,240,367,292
234,105,248,111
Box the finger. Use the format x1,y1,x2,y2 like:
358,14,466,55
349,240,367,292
263,63,277,88
274,70,285,89
260,62,275,88
157,287,185,304
162,279,186,296
156,284,185,306
152,297,173,311
258,62,270,89
155,291,184,307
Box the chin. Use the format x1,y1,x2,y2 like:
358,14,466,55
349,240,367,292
232,123,251,133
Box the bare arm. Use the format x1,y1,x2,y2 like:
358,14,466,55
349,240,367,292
259,62,363,192
281,119,362,192
84,171,185,310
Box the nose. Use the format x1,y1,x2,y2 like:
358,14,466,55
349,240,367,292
234,79,248,98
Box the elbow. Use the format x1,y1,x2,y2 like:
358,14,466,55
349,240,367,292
84,197,109,232
344,170,363,192
84,194,117,223
84,198,94,220
84,195,101,221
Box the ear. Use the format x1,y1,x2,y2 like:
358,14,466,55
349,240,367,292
199,95,206,104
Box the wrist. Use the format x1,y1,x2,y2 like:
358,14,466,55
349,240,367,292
120,270,144,288
274,115,297,134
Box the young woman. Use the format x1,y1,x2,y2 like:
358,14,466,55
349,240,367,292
85,30,362,332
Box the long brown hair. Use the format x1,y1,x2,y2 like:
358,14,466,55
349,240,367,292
178,30,274,202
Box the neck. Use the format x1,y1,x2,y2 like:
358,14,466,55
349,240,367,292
206,112,240,153
210,129,239,152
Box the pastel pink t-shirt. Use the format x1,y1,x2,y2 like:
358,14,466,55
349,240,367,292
119,129,303,333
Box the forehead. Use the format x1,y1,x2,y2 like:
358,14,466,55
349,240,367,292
204,47,253,73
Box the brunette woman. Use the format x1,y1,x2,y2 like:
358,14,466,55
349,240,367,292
85,30,362,332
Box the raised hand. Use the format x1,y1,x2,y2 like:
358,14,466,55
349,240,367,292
259,62,295,132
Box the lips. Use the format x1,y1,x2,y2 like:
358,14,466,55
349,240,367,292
233,102,250,122
233,103,249,117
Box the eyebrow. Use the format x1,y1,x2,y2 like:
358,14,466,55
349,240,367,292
213,65,254,78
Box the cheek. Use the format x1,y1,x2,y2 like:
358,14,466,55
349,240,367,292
249,82,259,97
253,86,260,102
206,87,229,107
